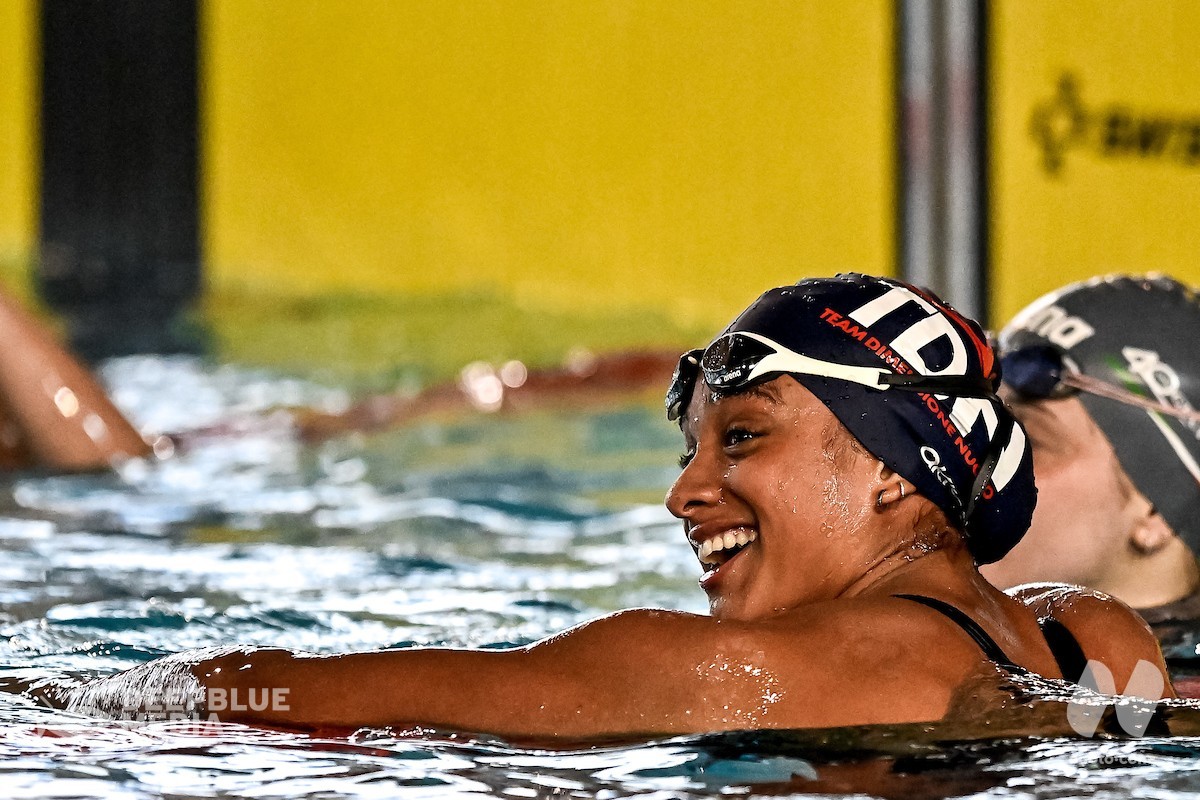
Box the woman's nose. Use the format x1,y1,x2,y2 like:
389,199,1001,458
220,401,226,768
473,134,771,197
665,447,723,520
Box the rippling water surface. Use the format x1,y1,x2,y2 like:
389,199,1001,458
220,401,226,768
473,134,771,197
3,356,1200,799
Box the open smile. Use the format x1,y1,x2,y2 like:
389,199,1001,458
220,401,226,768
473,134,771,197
694,528,758,598
695,528,758,572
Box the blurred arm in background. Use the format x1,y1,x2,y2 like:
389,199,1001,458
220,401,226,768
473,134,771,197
0,289,152,471
0,285,682,468
290,350,679,443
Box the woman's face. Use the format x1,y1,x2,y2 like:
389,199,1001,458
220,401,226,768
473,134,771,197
666,376,886,621
981,394,1149,589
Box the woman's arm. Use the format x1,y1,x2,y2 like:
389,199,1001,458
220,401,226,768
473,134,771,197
44,603,978,738
0,290,152,470
186,609,747,737
49,609,833,738
292,351,679,443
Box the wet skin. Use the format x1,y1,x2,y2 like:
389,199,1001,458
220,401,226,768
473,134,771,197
18,378,1171,738
668,379,881,621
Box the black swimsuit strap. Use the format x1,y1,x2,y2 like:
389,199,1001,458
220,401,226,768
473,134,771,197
1038,617,1088,683
893,593,1025,673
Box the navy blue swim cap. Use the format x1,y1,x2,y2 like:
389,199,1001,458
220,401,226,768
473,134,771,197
1000,274,1200,555
668,273,1036,565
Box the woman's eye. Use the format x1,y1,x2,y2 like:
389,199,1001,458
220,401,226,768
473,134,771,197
723,427,756,448
678,451,695,469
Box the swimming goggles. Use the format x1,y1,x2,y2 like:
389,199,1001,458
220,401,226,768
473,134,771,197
1001,344,1200,425
666,331,997,421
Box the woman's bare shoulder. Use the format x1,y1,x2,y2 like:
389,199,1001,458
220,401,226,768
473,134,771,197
550,601,994,727
1010,582,1156,637
1008,582,1174,697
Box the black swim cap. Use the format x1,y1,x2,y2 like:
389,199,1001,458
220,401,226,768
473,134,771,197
1000,275,1200,554
668,273,1037,564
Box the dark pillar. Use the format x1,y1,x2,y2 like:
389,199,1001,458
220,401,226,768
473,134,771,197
39,0,202,360
896,0,989,325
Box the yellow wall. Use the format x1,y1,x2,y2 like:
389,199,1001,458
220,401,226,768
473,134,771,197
990,0,1200,324
203,0,895,329
0,0,36,267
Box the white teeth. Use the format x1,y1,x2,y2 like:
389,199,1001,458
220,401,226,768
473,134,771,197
696,530,758,565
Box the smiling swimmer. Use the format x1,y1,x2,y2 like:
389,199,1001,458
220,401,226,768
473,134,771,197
23,274,1171,738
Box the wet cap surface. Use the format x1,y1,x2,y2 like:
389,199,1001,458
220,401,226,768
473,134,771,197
1001,274,1200,555
675,273,1037,564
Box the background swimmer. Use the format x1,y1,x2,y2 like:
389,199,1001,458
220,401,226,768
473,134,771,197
983,276,1200,640
12,274,1168,738
0,284,685,467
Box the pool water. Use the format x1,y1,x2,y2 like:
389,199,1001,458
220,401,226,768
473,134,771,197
3,355,1200,798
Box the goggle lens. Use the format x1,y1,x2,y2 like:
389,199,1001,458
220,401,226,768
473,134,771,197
698,333,777,391
999,345,1075,399
665,349,702,420
666,335,786,419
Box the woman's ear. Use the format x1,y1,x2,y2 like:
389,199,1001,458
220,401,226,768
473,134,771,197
873,463,913,509
1130,508,1176,556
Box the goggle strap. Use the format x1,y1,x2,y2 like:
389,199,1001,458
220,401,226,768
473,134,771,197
1063,372,1200,426
1142,407,1200,489
963,409,1015,525
744,349,893,391
738,333,997,398
879,372,996,398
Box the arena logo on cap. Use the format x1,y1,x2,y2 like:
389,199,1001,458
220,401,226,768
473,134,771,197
1007,302,1095,350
